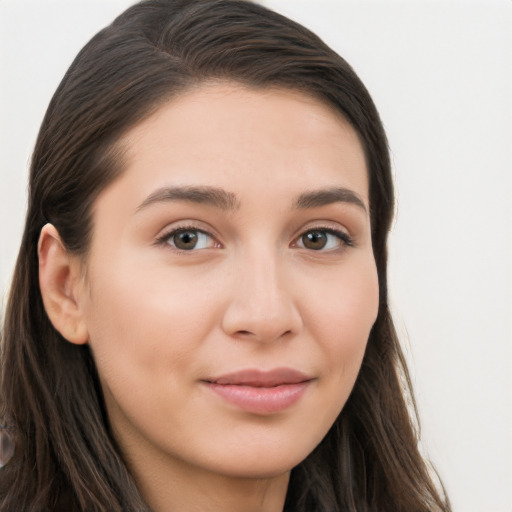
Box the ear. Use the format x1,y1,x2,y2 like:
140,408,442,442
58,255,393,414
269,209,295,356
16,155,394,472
38,223,89,345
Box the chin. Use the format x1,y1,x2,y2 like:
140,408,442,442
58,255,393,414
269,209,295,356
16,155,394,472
199,441,315,480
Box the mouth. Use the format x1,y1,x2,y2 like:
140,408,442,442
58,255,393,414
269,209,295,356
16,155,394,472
202,368,314,415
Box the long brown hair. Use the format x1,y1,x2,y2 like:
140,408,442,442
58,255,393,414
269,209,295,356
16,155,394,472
0,1,451,510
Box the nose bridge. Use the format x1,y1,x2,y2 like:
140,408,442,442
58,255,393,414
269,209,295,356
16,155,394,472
221,243,302,342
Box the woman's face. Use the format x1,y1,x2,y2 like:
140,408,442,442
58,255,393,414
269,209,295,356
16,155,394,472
77,83,378,481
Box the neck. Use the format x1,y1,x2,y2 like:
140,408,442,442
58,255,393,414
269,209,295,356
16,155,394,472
113,418,291,512
130,451,290,512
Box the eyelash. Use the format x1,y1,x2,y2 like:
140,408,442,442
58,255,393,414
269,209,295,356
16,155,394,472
156,225,354,252
156,225,218,252
294,227,354,251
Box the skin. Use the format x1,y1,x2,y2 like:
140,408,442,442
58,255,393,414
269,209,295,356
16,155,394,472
39,83,379,512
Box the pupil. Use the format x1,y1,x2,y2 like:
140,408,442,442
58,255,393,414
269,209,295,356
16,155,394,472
175,231,198,250
303,231,327,250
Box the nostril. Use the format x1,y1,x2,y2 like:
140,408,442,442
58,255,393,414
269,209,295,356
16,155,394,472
234,328,294,340
222,295,303,343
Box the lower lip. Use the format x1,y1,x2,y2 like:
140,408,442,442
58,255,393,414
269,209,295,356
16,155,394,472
205,382,310,414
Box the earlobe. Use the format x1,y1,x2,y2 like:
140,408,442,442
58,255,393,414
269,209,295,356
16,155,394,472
38,223,89,345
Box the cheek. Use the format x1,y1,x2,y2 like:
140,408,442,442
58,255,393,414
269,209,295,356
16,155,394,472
304,257,379,393
81,264,224,450
81,257,219,387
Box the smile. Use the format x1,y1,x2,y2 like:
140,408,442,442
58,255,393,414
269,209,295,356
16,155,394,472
202,368,314,415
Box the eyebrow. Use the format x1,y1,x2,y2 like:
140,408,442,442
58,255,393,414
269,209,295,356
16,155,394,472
136,184,367,215
294,187,367,212
136,185,240,212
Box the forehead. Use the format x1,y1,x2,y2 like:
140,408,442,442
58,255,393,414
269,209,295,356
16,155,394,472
108,82,368,207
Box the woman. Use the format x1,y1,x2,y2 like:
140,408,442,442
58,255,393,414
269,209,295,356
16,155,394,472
0,1,451,510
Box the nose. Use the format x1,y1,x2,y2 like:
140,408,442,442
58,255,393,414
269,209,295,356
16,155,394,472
221,250,303,344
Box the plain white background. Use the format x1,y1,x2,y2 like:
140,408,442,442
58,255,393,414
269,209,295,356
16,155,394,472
1,1,511,511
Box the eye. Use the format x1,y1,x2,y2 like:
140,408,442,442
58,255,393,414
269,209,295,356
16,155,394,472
295,228,353,251
159,228,217,251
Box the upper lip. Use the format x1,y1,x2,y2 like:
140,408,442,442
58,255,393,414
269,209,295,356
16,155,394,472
205,368,313,387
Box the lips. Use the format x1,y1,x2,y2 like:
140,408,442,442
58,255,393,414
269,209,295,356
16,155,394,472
209,368,311,387
203,368,313,415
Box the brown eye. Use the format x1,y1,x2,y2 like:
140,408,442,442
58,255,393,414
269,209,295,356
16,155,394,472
162,229,215,251
173,230,199,250
297,228,352,251
301,231,328,250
